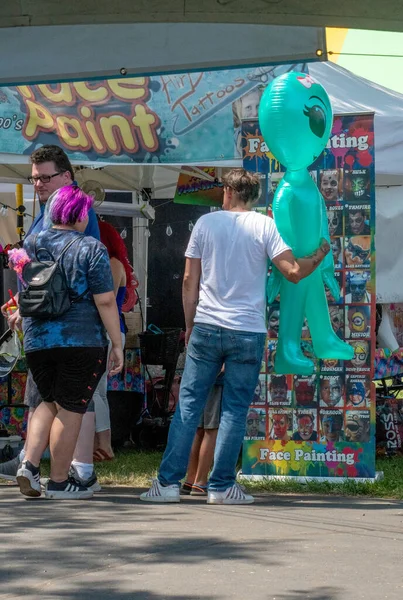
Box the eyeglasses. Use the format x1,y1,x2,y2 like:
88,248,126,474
27,172,64,185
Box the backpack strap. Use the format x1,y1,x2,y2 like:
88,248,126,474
33,233,90,302
33,234,40,261
57,235,89,302
33,233,81,263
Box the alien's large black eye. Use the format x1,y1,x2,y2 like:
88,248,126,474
303,104,326,138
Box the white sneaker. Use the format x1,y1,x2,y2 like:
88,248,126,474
140,478,180,503
207,483,254,505
16,461,41,498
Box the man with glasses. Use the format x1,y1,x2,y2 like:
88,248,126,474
0,145,100,484
27,145,99,239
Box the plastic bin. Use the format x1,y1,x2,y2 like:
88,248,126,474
0,435,22,462
138,328,182,366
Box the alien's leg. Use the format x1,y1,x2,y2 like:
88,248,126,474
275,277,315,376
305,270,354,360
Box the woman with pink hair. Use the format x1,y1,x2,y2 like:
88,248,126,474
13,186,124,500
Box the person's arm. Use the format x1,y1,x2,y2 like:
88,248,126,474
182,257,201,345
1,293,22,331
88,244,123,374
1,292,19,317
93,291,124,375
110,257,124,296
272,239,330,284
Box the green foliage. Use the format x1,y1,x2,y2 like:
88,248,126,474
40,451,403,499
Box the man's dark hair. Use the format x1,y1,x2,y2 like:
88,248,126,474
222,168,260,204
30,145,74,181
322,413,343,429
350,209,366,217
269,375,287,388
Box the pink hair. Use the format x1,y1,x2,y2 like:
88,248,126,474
48,186,93,225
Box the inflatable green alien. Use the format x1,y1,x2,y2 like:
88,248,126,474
259,72,354,375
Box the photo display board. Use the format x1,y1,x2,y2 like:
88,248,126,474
242,114,376,479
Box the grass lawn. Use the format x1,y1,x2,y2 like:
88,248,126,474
43,450,403,500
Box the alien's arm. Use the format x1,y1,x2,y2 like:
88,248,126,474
267,183,293,303
320,196,340,301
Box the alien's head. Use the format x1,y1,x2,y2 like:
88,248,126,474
258,73,333,171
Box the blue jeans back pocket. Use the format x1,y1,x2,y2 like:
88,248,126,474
231,332,266,364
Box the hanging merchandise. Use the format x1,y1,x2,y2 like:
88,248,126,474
259,73,354,375
242,102,376,481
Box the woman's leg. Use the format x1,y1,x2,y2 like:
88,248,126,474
93,336,117,459
194,428,219,486
50,405,85,482
50,347,107,480
93,366,114,459
24,401,57,466
23,351,58,466
185,428,204,484
73,411,96,463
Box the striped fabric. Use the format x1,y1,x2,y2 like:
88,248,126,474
144,479,163,498
223,483,248,501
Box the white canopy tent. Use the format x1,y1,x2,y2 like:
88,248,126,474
0,62,403,188
0,62,402,299
310,62,403,187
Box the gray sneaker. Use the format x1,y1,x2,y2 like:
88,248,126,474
69,464,102,492
0,455,20,481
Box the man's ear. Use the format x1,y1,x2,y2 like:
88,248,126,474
63,171,73,185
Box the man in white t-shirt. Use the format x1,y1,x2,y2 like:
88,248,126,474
141,168,330,505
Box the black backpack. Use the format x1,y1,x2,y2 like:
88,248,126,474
19,234,84,319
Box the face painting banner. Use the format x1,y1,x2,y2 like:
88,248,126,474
0,64,307,164
173,167,223,207
242,113,376,480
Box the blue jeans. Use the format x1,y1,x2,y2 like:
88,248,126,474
158,324,266,491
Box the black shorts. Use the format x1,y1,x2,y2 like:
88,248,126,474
26,347,107,414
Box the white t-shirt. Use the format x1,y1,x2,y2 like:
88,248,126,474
185,210,290,332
